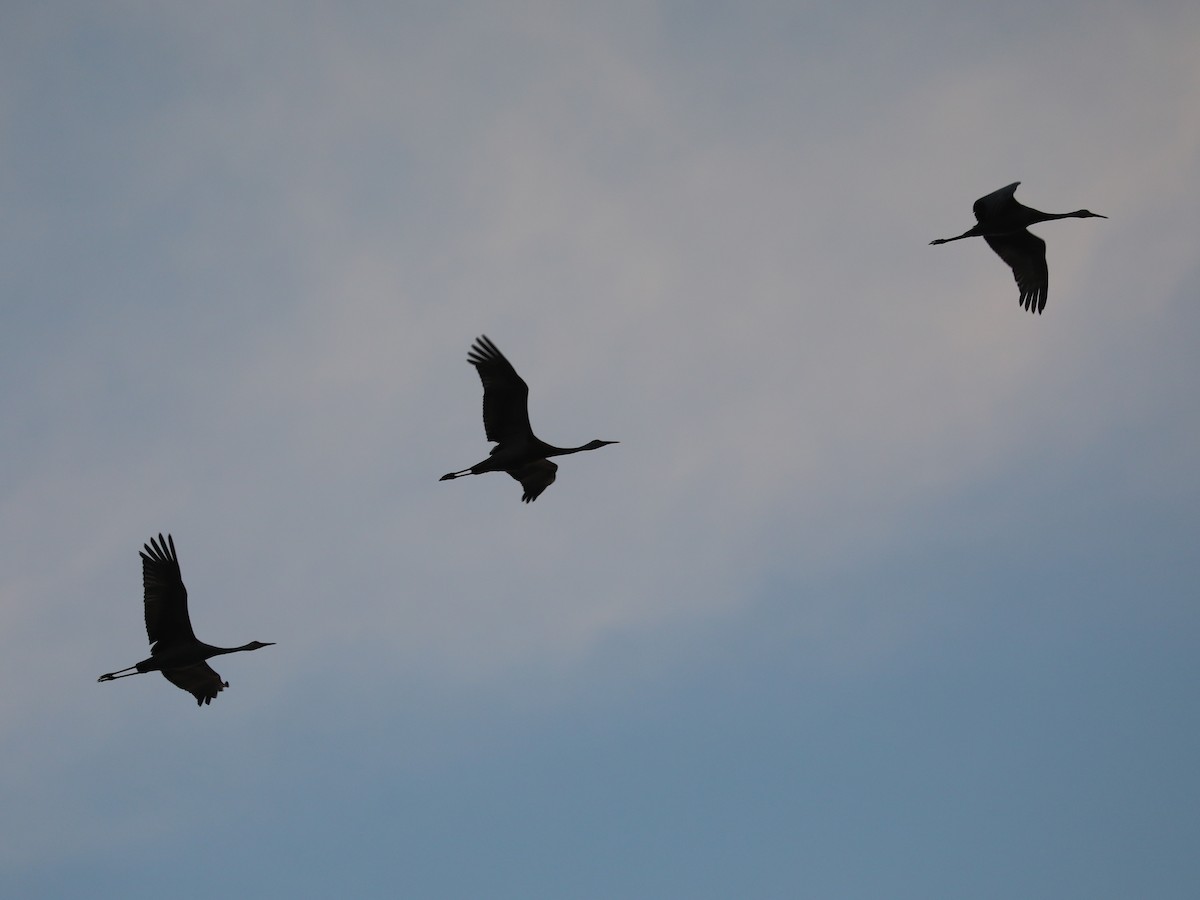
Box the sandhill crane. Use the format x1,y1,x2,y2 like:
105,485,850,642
440,335,618,502
930,182,1106,314
97,534,273,706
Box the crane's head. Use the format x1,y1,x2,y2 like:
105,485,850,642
584,440,619,451
1074,209,1107,218
241,641,275,651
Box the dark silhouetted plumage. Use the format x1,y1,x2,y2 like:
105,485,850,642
930,182,1106,314
440,335,618,502
97,534,274,706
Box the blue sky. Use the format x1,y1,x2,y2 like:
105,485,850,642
2,2,1199,897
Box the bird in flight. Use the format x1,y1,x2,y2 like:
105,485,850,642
98,534,274,706
930,182,1106,314
440,335,618,502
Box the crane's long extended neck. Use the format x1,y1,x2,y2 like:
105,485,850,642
542,439,619,458
208,640,275,657
1014,207,1108,229
1046,209,1106,221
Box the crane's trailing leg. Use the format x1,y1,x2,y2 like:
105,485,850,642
98,667,139,681
929,228,977,245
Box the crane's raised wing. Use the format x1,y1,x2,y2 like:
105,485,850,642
508,458,557,503
161,662,229,706
984,231,1048,314
468,335,534,444
140,533,196,649
973,182,1021,223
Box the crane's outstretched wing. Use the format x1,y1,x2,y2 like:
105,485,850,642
140,533,196,648
984,231,1048,314
161,663,229,706
468,336,534,445
973,182,1021,223
508,459,557,503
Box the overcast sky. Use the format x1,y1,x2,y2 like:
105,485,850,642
3,2,1199,897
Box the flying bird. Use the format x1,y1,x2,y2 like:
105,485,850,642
97,534,274,706
930,182,1106,314
440,335,618,502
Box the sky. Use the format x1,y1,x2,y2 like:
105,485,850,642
2,1,1199,897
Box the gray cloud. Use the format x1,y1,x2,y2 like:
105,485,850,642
2,3,1199,890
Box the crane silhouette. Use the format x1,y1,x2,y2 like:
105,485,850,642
440,335,618,502
930,182,1106,314
97,534,274,706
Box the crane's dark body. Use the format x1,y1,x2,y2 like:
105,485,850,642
440,335,617,502
930,182,1106,314
97,534,273,706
